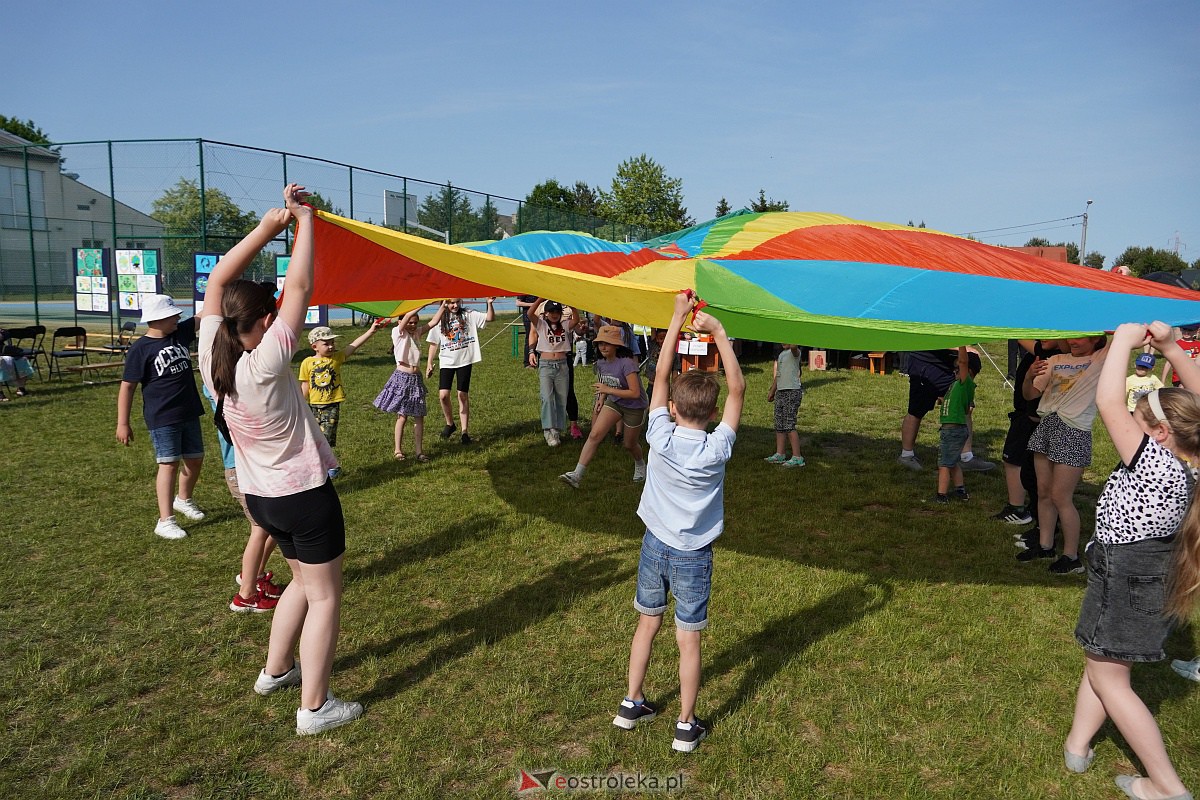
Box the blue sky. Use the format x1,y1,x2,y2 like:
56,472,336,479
6,0,1197,265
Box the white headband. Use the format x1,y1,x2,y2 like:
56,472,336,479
1147,389,1168,425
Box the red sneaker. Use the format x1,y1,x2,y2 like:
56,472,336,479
235,571,285,599
570,423,584,440
229,590,278,613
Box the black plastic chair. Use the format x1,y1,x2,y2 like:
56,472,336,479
9,325,46,380
102,321,137,359
49,326,88,379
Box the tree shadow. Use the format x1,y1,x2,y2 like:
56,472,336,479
340,552,633,705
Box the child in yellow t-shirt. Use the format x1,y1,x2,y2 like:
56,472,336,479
1126,352,1164,411
299,321,384,476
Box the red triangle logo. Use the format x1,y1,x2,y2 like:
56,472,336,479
517,770,544,792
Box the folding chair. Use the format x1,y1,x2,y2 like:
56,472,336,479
9,325,46,380
49,326,88,379
102,321,137,359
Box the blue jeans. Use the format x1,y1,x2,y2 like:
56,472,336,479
634,530,713,631
538,357,569,430
149,418,205,463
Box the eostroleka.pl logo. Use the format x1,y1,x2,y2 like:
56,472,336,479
516,769,685,794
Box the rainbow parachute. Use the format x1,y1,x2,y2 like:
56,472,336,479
310,209,1200,350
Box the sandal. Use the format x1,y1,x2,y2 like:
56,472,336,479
415,454,430,463
394,451,406,461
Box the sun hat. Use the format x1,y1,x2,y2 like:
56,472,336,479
140,294,183,324
593,325,626,347
1135,353,1156,369
307,326,340,344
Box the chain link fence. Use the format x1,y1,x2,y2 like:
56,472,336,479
0,138,658,326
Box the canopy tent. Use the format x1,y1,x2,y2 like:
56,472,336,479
309,209,1200,351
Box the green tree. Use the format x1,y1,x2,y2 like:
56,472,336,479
417,183,477,243
476,196,503,241
1082,251,1106,269
1112,246,1189,277
304,191,343,216
599,154,692,236
749,189,789,213
151,179,260,284
518,178,604,234
1,115,65,165
715,198,732,218
571,181,602,219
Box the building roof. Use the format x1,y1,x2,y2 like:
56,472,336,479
0,130,60,161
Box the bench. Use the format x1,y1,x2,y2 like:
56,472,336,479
64,360,126,384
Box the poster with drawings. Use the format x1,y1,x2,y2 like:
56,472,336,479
113,249,162,316
73,248,110,316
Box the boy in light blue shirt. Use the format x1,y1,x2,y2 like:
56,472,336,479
611,291,745,753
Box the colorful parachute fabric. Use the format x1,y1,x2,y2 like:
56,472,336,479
309,209,1200,351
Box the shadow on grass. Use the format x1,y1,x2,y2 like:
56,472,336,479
340,552,633,705
483,426,1099,588
707,580,893,724
343,513,503,583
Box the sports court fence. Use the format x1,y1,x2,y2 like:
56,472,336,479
0,138,658,327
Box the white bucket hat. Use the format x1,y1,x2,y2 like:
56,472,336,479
140,294,183,324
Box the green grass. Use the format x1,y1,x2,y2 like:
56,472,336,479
1,318,1196,799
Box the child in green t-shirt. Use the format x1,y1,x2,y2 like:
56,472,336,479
932,346,981,504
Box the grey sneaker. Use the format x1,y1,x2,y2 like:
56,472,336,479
254,662,302,695
172,496,205,521
1171,658,1200,682
558,471,580,489
154,516,187,540
671,717,709,753
959,457,995,472
632,463,646,482
1064,747,1095,774
897,454,922,471
296,695,363,735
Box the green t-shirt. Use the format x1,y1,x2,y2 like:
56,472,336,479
939,374,975,425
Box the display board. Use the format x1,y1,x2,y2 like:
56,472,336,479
73,248,111,315
275,255,326,327
192,252,222,316
114,248,161,317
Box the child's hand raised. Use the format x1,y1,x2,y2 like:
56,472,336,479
283,183,311,218
673,291,695,318
260,207,292,236
691,309,725,337
1149,321,1175,351
1111,322,1150,349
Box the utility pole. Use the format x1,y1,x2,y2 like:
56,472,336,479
1079,199,1093,265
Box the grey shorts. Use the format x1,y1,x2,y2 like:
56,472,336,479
1075,537,1176,662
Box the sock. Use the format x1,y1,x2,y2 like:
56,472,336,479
900,449,915,458
960,452,974,462
573,463,587,478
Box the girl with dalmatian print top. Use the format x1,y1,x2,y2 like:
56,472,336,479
1064,321,1200,800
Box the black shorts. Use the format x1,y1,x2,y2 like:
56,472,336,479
438,364,473,393
246,479,346,565
1001,412,1040,467
907,375,948,418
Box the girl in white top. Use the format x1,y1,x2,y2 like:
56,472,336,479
526,298,575,446
372,305,443,462
198,184,361,736
425,297,495,444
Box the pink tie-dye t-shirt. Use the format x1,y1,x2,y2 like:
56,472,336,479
199,315,335,497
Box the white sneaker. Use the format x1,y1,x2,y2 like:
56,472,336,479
254,662,302,695
549,428,561,447
558,471,580,489
632,463,646,482
1172,658,1200,682
173,496,206,521
154,516,187,540
296,695,363,735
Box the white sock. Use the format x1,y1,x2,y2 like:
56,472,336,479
900,449,915,458
574,463,587,478
960,452,974,462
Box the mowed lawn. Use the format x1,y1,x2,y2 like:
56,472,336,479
1,317,1196,799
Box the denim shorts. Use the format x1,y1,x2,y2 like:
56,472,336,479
634,530,713,631
938,424,969,467
149,418,205,463
1075,536,1176,662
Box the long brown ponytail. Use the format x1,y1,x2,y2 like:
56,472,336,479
211,280,276,397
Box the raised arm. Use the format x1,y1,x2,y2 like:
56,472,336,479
484,297,496,323
691,308,744,431
955,345,969,382
344,318,385,358
651,292,694,410
1099,323,1151,464
421,302,446,334
276,186,315,334
1151,321,1200,393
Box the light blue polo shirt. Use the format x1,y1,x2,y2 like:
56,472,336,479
637,406,736,550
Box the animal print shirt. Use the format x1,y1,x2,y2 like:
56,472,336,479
1094,436,1196,545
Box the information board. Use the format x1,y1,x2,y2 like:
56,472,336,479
114,248,161,317
73,248,111,315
